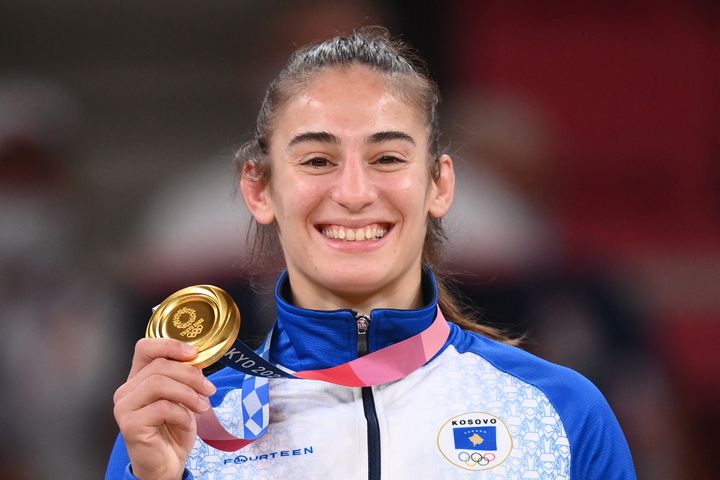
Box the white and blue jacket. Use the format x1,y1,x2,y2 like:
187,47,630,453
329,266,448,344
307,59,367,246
106,269,636,479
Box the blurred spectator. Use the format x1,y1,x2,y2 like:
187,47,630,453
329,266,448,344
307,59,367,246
442,91,560,276
0,78,125,478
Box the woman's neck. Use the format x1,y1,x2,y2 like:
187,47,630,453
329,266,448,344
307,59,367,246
284,268,426,315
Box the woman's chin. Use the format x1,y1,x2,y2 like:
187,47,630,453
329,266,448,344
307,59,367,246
313,266,417,306
324,270,387,293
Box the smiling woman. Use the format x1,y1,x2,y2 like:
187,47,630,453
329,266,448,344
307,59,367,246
106,27,637,480
240,64,453,314
233,32,505,336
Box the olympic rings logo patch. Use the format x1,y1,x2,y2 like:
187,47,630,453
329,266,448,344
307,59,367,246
437,412,512,471
458,451,496,467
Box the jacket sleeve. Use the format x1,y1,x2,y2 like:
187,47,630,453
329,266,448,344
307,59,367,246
559,379,637,479
525,361,636,480
105,434,194,480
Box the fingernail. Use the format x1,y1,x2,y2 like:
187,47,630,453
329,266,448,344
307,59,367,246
204,378,217,395
198,395,211,411
182,343,198,356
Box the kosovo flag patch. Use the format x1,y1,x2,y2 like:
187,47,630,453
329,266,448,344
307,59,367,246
452,426,497,450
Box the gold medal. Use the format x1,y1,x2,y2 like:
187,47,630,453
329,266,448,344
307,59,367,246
146,285,240,369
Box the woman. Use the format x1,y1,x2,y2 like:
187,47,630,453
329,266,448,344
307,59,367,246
107,29,636,479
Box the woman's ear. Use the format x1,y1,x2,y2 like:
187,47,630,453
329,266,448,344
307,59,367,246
240,161,275,225
428,154,455,218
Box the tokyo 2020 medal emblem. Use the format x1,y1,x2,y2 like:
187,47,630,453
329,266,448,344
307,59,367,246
146,285,240,369
437,412,513,471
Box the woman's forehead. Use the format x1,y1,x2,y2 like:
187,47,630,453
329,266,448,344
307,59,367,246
273,66,429,140
304,64,387,90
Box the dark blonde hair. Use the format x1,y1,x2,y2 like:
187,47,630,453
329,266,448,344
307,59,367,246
236,27,516,344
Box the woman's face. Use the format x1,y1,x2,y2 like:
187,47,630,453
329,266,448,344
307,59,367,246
243,65,454,311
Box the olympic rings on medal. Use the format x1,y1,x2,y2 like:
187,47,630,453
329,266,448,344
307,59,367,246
457,451,496,467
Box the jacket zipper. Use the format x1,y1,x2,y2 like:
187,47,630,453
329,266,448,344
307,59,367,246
356,314,381,480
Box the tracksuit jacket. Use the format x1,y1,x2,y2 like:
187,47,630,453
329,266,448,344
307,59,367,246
106,269,636,479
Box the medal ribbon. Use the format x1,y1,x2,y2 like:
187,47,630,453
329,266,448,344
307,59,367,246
195,308,450,451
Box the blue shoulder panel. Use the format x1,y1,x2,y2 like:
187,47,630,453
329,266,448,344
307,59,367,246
449,323,636,479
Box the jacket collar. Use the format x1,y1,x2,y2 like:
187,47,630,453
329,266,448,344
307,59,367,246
269,266,439,371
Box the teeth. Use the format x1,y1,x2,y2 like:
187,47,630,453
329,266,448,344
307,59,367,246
321,224,388,242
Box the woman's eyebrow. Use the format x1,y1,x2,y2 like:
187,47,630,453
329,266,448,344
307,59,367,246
286,130,416,150
365,130,416,146
287,131,339,149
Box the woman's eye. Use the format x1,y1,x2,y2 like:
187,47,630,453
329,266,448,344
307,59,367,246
375,155,405,165
302,157,331,167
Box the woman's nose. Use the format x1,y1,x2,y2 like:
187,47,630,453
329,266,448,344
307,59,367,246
330,158,378,211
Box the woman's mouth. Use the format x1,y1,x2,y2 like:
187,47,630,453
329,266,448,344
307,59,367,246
318,223,390,242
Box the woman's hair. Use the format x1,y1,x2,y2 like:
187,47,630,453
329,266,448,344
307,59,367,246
235,27,516,344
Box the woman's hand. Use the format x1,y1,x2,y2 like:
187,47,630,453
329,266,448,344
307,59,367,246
113,338,216,480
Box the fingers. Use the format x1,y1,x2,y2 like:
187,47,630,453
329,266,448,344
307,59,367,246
113,337,217,431
118,400,195,438
114,356,215,405
128,338,199,379
113,337,212,476
115,374,212,415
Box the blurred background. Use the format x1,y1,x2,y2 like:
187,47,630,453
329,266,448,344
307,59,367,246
1,0,718,478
